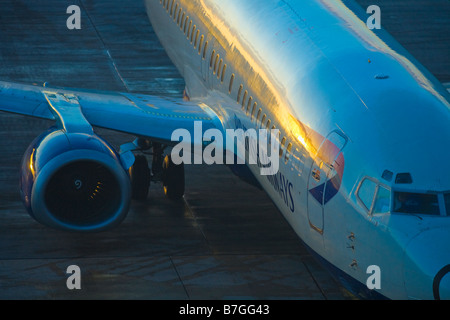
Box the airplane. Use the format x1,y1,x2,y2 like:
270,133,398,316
0,0,449,300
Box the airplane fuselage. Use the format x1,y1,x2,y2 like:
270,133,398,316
145,0,450,299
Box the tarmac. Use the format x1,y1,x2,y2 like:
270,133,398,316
0,0,448,300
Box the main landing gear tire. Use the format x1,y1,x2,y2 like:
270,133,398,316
162,154,185,200
129,154,151,200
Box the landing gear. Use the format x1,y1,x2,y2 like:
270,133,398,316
128,154,151,200
124,138,185,201
151,142,164,179
162,154,185,200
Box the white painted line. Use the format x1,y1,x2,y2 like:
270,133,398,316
442,82,450,93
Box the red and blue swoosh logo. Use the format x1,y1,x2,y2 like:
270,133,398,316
309,152,345,205
297,122,345,206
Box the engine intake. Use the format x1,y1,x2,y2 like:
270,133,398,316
20,127,131,232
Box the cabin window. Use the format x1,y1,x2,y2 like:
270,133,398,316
269,126,276,144
256,108,262,123
237,84,243,103
198,35,204,54
285,143,292,163
181,15,187,31
221,64,227,83
177,8,182,24
190,25,196,43
170,0,175,15
202,41,208,59
213,54,219,74
246,97,253,115
173,4,179,19
217,59,223,78
251,102,257,120
261,114,266,128
194,30,200,48
184,17,189,34
357,178,377,211
210,50,215,68
229,74,235,93
187,20,192,38
242,90,248,109
279,137,286,157
180,13,185,28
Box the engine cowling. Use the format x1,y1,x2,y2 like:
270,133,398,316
20,127,131,232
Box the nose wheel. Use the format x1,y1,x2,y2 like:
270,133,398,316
162,154,185,200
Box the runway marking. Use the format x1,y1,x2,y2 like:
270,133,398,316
442,82,450,93
78,0,130,92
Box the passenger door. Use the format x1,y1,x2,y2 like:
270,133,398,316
307,130,347,234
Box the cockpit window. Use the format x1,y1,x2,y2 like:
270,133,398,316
373,186,390,214
357,178,376,211
393,192,440,215
445,193,450,216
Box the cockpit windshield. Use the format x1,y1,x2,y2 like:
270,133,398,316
393,192,440,215
356,177,449,216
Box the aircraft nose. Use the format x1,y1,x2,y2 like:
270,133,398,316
403,228,450,300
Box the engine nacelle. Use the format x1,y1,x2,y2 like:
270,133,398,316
20,127,131,232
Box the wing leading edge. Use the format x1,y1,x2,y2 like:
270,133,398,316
0,80,224,145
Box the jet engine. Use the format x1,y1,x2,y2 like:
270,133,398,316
19,127,131,232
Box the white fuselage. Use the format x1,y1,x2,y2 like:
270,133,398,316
145,0,450,299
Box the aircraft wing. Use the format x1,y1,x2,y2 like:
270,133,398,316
0,80,224,146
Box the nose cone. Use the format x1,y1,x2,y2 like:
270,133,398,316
404,228,450,300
